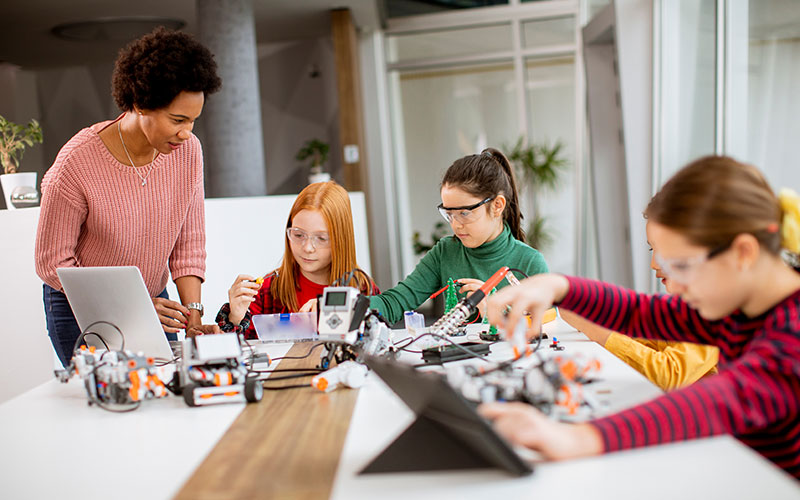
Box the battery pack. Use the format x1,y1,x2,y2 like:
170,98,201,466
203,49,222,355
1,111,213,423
421,342,491,364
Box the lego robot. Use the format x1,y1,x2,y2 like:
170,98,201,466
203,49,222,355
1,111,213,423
55,345,168,409
176,333,263,407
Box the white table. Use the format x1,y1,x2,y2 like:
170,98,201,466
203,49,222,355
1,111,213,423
331,320,800,499
0,343,293,500
2,322,798,500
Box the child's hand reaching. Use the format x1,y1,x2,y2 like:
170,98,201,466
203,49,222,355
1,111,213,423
228,274,261,325
299,298,318,313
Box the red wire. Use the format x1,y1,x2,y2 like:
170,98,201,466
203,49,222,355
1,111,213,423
429,285,449,300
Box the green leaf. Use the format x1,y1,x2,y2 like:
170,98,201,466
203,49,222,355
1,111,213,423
502,135,569,249
0,114,43,174
296,138,330,170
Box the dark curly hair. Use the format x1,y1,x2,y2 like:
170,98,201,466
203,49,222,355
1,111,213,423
112,27,222,111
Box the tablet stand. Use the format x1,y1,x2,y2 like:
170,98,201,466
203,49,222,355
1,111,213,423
360,414,494,473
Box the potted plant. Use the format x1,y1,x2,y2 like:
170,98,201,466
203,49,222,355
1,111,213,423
412,221,450,256
0,115,43,210
505,137,568,251
296,139,330,185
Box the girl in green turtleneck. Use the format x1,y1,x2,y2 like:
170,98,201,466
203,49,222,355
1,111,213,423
370,147,549,324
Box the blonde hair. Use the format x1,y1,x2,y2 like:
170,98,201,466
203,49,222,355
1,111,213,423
272,181,373,311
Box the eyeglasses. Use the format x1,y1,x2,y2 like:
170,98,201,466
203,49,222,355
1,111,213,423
654,241,731,285
437,197,495,224
286,228,331,249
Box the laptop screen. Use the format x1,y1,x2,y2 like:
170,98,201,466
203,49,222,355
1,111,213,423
56,266,174,360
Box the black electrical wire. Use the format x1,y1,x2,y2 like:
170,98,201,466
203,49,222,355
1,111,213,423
83,332,111,352
153,356,180,367
92,399,142,413
332,267,375,295
531,326,545,353
470,328,548,378
260,371,319,389
258,372,318,382
271,342,323,362
393,337,418,351
250,367,323,374
351,268,374,295
332,269,350,287
71,320,124,355
262,384,311,391
506,268,529,280
240,335,261,375
84,361,142,413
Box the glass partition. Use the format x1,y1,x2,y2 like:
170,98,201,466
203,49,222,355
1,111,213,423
387,24,513,63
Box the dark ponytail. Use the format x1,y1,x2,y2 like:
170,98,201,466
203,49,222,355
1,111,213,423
441,147,525,242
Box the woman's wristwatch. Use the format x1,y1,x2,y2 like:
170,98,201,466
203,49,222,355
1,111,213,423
186,302,204,317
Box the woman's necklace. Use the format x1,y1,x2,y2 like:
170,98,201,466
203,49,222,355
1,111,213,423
118,121,156,186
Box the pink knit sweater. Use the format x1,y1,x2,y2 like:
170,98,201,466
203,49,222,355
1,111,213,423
35,117,206,296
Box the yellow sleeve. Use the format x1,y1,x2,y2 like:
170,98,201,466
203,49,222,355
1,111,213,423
603,333,719,391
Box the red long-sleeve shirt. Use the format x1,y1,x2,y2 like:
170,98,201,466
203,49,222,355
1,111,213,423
559,276,800,479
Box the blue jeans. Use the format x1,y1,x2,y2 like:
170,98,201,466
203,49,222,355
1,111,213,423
44,284,173,368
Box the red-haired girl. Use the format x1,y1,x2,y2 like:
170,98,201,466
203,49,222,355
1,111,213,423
216,181,377,337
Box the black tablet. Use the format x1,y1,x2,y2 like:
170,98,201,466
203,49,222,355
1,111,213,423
361,356,533,476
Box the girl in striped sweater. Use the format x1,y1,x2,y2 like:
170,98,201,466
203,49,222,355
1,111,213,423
482,156,800,479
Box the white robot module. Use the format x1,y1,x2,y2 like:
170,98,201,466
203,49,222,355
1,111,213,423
177,333,263,407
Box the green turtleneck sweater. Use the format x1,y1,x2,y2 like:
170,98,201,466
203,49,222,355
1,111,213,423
370,224,549,324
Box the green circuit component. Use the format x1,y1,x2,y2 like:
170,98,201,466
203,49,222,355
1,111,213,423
444,277,459,313
482,288,498,335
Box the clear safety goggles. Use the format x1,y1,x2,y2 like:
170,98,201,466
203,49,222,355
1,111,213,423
437,196,494,225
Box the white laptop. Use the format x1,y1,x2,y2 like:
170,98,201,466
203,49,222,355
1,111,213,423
57,266,174,359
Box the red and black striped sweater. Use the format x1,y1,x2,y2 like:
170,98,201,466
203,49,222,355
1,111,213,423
559,276,800,479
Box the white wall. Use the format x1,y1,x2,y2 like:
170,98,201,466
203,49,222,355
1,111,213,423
0,194,371,404
0,208,55,403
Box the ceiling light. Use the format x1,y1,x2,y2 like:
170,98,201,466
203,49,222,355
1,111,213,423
51,17,186,42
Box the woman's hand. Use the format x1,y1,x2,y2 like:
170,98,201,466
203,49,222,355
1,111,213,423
228,274,261,325
456,278,488,316
485,273,570,340
478,402,604,460
186,323,222,338
299,298,318,313
152,297,190,334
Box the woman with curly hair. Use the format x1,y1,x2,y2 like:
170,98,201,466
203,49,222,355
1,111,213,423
35,27,222,367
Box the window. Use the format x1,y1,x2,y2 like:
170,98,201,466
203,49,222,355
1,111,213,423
386,6,582,275
727,0,800,190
